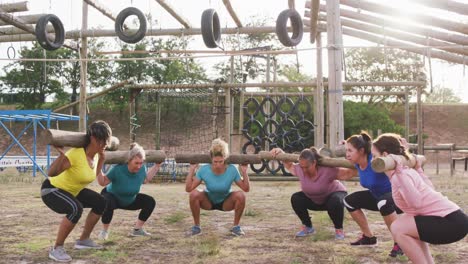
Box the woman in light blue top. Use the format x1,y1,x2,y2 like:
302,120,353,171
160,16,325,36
185,138,250,236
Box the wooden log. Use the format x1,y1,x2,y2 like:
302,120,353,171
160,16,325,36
155,0,191,29
259,151,355,169
104,150,166,164
371,154,426,173
0,24,54,35
174,153,262,164
0,1,29,13
45,129,120,151
222,0,242,28
307,0,319,43
410,0,468,16
318,145,346,157
0,14,41,26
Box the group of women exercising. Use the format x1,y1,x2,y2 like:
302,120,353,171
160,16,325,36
41,120,468,263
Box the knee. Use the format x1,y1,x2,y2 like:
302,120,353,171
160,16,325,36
290,192,303,206
231,191,246,204
343,195,356,212
377,199,396,216
189,190,202,202
93,196,107,215
147,196,156,209
69,204,83,224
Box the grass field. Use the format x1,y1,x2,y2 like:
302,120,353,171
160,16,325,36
0,167,467,264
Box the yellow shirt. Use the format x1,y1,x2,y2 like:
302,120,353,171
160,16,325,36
49,148,98,197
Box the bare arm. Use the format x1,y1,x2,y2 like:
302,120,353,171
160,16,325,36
96,150,110,186
185,164,202,192
270,148,296,176
145,163,162,184
47,146,70,177
235,164,250,192
335,167,358,181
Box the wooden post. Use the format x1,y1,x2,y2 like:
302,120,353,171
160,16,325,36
79,2,88,132
326,0,344,149
416,86,423,154
155,92,161,149
226,56,233,146
238,90,244,152
315,33,324,147
404,87,409,140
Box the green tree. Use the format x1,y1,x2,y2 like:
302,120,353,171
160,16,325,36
424,85,461,103
344,48,426,105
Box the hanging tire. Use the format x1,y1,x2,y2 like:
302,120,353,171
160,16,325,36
259,96,277,118
295,120,315,139
275,9,303,47
115,7,147,44
266,159,282,175
293,97,312,117
35,14,65,51
277,97,295,118
243,97,260,118
201,9,221,48
242,119,263,140
241,139,262,154
263,119,280,139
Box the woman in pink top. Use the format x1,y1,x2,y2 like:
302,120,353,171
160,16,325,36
372,133,468,264
271,147,357,239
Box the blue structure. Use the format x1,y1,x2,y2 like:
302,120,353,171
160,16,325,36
0,110,80,177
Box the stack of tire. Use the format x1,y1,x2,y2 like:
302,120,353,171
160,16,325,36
242,96,315,175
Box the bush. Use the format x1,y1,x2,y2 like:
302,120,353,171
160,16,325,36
343,101,404,138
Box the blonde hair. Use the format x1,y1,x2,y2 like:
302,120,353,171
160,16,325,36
127,143,145,162
210,138,229,159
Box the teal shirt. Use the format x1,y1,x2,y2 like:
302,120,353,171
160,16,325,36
196,164,241,204
106,164,147,206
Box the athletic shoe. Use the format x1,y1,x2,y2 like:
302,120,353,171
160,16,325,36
98,230,109,240
350,234,377,246
131,228,151,237
231,225,245,236
74,239,103,249
295,226,315,237
190,225,202,236
389,243,404,257
49,246,72,262
335,229,345,240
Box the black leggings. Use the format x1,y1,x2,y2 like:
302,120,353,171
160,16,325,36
291,191,347,229
41,179,106,224
101,188,156,225
344,190,402,216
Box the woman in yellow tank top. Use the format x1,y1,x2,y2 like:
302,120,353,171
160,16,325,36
41,120,112,262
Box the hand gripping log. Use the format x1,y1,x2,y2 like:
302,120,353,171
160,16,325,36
45,129,120,151
258,151,355,169
104,150,166,164
174,153,262,164
371,154,426,173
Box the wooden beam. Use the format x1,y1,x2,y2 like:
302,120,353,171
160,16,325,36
222,0,243,28
288,0,295,9
312,13,468,57
259,151,355,169
174,153,262,164
104,150,166,164
155,0,191,29
45,129,120,151
0,14,40,26
411,0,468,16
314,4,468,46
54,80,130,112
79,1,88,132
0,1,29,13
0,24,54,35
371,154,426,173
307,0,319,43
315,32,324,147
326,0,345,148
83,0,119,24
0,8,35,34
339,0,468,35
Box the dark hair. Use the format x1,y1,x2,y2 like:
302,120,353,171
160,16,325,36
85,120,112,147
346,131,372,155
299,148,322,167
373,133,411,160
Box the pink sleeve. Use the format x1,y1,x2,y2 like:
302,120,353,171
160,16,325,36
393,171,424,209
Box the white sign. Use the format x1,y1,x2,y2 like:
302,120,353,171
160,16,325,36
0,156,54,168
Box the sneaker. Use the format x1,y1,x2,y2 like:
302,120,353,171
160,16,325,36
131,228,151,237
350,234,377,246
231,225,245,236
389,243,404,257
98,230,109,240
74,238,103,249
295,226,315,237
335,229,345,240
49,246,72,262
190,225,202,236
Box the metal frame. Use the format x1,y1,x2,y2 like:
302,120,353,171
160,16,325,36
0,110,79,177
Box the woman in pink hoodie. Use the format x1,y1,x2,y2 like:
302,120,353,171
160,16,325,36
371,133,468,264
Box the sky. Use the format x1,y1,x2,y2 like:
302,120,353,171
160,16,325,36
0,0,467,102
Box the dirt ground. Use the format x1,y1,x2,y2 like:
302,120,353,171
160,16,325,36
0,167,467,264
